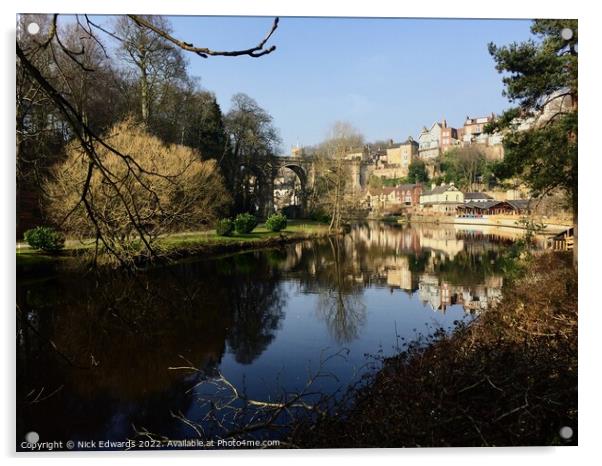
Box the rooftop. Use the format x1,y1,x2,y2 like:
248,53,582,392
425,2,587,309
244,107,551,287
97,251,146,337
458,199,533,210
464,192,494,200
386,137,418,149
459,201,501,210
422,184,459,196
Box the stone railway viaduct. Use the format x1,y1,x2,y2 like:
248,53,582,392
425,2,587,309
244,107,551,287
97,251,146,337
241,154,370,216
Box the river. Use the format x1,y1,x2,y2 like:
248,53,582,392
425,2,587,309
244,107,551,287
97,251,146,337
16,221,523,449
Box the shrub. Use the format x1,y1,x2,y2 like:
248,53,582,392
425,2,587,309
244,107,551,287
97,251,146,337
265,212,287,232
215,218,234,236
23,226,65,253
44,118,231,253
309,210,331,224
234,213,258,234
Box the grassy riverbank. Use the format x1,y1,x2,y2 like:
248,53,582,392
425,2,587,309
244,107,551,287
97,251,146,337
289,251,577,447
154,221,334,261
16,220,332,274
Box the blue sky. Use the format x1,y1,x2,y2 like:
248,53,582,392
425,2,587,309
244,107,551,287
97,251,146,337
111,16,535,153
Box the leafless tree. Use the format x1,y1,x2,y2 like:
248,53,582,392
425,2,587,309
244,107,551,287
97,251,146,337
313,122,364,232
443,145,488,192
114,16,187,124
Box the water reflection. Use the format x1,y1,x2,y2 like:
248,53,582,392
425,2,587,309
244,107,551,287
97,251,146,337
282,222,512,316
16,222,520,446
315,237,367,344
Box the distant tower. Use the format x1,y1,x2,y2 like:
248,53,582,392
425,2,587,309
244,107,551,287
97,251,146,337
291,139,303,157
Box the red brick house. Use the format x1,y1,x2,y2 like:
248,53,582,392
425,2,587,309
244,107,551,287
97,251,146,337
365,183,423,213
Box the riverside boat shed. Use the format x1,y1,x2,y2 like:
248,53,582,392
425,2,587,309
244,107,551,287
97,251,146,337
456,200,532,216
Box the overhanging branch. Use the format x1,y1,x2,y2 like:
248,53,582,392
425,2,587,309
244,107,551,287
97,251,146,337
128,15,279,58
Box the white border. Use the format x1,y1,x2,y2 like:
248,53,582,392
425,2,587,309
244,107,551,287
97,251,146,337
3,1,600,465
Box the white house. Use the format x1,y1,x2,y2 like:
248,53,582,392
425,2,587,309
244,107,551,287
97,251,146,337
464,192,494,203
419,183,464,214
418,122,442,159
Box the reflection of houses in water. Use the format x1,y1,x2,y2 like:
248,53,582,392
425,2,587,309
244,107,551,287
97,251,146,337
384,256,414,291
348,222,509,260
454,225,524,244
418,227,464,259
418,273,503,313
349,223,421,254
307,223,512,292
412,224,529,259
285,223,510,307
418,274,444,310
454,225,551,250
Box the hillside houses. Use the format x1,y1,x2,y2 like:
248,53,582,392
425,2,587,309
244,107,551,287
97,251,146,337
369,137,419,180
419,183,464,214
461,114,495,144
365,184,423,213
330,109,508,193
362,178,533,219
416,114,504,158
386,137,419,168
440,119,459,153
418,122,442,160
304,108,524,210
418,184,532,216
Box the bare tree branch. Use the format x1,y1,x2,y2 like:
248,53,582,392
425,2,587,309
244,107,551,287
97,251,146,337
128,15,279,58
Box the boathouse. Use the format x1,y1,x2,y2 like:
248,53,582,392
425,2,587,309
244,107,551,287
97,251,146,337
457,199,532,216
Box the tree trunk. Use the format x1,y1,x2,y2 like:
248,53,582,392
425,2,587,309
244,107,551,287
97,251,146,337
329,180,339,233
140,66,149,124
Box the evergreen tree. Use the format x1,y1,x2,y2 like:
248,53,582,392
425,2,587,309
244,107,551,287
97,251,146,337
487,19,577,265
407,159,429,184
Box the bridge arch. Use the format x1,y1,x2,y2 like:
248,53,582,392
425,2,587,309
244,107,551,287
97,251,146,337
237,162,272,216
235,155,315,217
280,163,307,188
272,162,310,217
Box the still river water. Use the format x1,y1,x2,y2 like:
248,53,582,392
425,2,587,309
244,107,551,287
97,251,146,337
16,222,522,449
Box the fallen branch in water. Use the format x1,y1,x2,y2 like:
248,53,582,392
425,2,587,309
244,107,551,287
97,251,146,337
133,348,359,446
